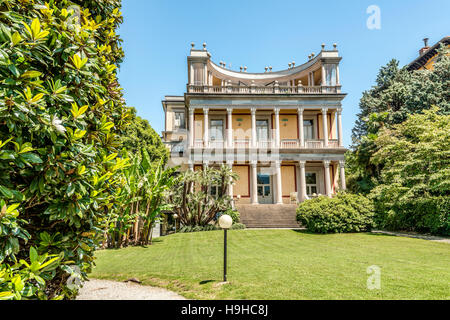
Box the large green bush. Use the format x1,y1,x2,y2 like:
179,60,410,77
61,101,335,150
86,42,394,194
296,193,375,234
371,108,450,236
0,0,130,299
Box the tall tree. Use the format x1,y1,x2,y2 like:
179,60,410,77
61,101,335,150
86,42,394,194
121,108,169,163
371,107,450,235
347,46,450,193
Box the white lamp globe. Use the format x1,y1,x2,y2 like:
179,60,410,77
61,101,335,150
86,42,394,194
173,214,178,219
218,214,233,229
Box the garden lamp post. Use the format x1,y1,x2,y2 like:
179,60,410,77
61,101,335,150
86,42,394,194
218,214,233,282
173,214,178,233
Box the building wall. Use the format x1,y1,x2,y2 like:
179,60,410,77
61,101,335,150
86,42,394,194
281,165,297,197
191,110,337,142
194,114,204,141
278,114,298,140
232,114,252,140
233,165,250,203
421,45,450,70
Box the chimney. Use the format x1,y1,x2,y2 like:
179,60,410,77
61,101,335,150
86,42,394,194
419,38,430,56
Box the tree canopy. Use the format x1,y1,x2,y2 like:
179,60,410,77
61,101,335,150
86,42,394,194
371,108,449,235
120,108,169,163
347,46,450,194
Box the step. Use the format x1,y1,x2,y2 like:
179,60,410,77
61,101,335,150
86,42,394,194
237,204,299,228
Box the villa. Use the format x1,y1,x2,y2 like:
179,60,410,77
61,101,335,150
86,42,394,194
162,43,347,225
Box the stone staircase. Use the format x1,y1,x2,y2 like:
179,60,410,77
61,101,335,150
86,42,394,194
236,204,301,229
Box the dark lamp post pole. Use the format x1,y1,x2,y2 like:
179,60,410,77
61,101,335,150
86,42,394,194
218,214,232,283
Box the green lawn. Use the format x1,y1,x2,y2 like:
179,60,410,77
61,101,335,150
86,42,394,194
90,230,450,300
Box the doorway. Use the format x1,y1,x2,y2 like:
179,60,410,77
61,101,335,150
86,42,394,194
257,173,273,204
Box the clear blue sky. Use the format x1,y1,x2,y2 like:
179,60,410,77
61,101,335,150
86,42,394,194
118,0,449,147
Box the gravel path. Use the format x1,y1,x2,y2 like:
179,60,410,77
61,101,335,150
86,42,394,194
76,279,186,300
372,230,450,244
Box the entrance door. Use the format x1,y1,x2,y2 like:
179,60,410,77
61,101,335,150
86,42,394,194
257,173,273,204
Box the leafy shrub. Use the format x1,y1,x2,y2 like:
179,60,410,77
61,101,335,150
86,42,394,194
371,108,450,236
178,223,246,233
218,208,240,224
167,165,238,226
0,1,129,299
230,223,246,230
179,225,218,233
296,193,375,233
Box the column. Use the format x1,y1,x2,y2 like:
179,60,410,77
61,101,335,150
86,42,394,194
336,65,340,85
274,107,280,148
337,108,343,147
322,107,328,147
203,63,207,86
189,63,194,85
298,107,304,147
321,64,326,86
189,108,194,148
203,107,209,148
339,160,346,191
227,108,233,148
251,161,258,205
251,107,257,148
298,161,307,202
323,160,332,197
275,161,283,204
227,161,234,198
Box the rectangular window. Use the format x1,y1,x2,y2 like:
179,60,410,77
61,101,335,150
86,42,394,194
325,64,337,86
256,120,269,141
210,185,222,199
210,119,224,141
306,172,318,196
174,111,185,130
193,63,204,85
304,120,314,140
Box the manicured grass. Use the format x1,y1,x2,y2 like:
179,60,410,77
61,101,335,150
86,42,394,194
90,230,449,300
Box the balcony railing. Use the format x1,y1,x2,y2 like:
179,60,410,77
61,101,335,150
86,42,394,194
280,139,300,148
187,85,342,95
233,139,250,149
191,139,342,149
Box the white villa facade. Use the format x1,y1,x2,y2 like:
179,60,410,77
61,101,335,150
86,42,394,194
162,43,347,206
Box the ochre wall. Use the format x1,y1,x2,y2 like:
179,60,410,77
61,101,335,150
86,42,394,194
232,114,252,140
421,45,450,70
329,113,337,139
194,114,204,141
281,165,296,197
233,165,250,197
278,114,298,140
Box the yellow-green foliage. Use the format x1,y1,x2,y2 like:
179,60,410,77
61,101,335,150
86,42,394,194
0,0,131,299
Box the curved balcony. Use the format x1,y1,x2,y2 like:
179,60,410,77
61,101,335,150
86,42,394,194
187,84,342,95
